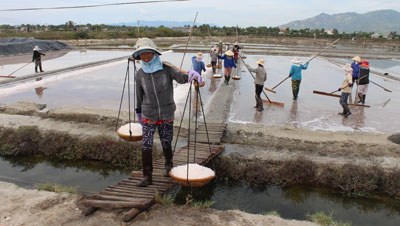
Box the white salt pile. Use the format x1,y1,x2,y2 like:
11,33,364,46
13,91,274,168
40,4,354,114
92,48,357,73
213,74,223,78
170,163,215,180
117,123,142,136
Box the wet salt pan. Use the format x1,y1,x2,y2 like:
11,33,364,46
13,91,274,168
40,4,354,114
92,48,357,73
171,163,215,180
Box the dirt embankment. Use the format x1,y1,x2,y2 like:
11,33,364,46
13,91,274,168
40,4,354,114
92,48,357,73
0,181,317,226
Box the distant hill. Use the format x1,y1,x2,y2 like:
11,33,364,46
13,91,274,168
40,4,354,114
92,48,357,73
279,9,400,34
111,20,217,28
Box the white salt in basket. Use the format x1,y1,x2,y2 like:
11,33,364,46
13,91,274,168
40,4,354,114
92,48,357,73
213,74,223,78
170,163,215,187
232,75,241,80
117,123,142,142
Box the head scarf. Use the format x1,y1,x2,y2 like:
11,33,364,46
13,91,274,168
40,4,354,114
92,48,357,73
141,52,163,74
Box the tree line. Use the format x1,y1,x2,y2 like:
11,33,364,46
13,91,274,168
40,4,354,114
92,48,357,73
0,21,398,41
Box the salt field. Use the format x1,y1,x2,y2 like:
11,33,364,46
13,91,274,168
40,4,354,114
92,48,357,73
0,50,398,133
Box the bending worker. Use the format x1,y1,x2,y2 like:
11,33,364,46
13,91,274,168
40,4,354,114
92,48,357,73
32,46,45,73
289,57,309,100
245,59,267,112
133,38,202,187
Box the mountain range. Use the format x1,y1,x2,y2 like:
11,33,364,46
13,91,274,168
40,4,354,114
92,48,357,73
279,9,400,34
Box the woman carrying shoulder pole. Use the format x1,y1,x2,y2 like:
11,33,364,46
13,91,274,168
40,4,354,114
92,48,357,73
218,50,236,85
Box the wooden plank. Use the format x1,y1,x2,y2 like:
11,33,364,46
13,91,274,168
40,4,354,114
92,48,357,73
83,200,152,210
264,87,277,93
262,99,285,107
349,103,370,108
100,190,155,199
92,195,142,202
102,189,156,197
123,208,141,222
313,90,341,98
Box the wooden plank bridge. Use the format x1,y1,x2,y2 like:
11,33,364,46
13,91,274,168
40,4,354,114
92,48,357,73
82,122,226,221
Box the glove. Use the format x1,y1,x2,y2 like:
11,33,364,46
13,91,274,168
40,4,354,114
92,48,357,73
288,74,292,78
338,88,342,92
136,113,144,126
349,83,353,88
188,70,203,84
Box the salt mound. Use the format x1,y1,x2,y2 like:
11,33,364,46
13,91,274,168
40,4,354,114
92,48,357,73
213,74,223,78
117,123,142,136
170,163,215,180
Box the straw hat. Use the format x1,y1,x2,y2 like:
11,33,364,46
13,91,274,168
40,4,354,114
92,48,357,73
132,38,162,60
234,42,238,45
256,59,264,66
196,52,203,59
225,50,234,56
33,46,41,51
352,56,361,62
361,60,370,68
343,63,352,71
291,57,302,64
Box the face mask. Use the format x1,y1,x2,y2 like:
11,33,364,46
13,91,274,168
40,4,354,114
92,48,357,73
141,54,163,73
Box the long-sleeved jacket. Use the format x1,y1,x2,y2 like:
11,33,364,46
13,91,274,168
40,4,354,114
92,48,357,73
359,67,370,85
247,65,266,85
289,63,308,80
32,50,45,62
191,56,206,75
210,51,218,63
341,73,353,93
351,62,360,79
218,55,236,68
136,63,188,121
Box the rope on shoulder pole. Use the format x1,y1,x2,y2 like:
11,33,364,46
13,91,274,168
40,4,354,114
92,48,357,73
179,11,198,71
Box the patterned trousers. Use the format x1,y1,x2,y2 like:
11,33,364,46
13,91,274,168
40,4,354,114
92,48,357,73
291,79,301,99
141,121,174,151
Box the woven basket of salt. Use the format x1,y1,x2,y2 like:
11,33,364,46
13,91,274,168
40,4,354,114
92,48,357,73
117,123,143,142
206,64,212,68
213,74,223,78
169,163,215,187
232,75,241,80
193,80,206,88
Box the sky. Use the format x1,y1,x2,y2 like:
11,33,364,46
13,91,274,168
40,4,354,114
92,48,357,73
1,0,400,27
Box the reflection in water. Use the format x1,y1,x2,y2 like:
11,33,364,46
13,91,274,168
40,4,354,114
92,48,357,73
172,182,400,226
34,77,47,98
354,107,365,130
289,100,299,127
253,110,263,123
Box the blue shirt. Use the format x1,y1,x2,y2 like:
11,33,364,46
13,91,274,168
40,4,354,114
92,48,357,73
218,55,236,68
351,62,360,79
191,56,206,75
289,63,309,80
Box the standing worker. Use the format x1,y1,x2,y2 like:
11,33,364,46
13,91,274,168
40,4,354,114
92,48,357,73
289,57,309,100
357,60,370,105
191,52,206,76
232,42,241,64
210,47,218,74
218,50,236,85
32,46,45,73
351,56,361,83
337,63,353,117
133,38,202,187
244,59,267,112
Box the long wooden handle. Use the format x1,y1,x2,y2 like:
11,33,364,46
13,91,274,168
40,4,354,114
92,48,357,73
305,38,340,64
370,80,392,93
271,76,290,90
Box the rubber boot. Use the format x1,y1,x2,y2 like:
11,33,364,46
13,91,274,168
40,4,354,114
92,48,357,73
338,105,345,115
254,96,259,108
343,104,352,117
162,147,173,177
357,93,363,104
226,76,230,85
256,97,264,112
362,95,366,105
136,150,153,187
224,76,228,84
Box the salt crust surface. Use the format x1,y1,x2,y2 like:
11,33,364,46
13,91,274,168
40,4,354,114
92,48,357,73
171,163,215,180
118,123,142,136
